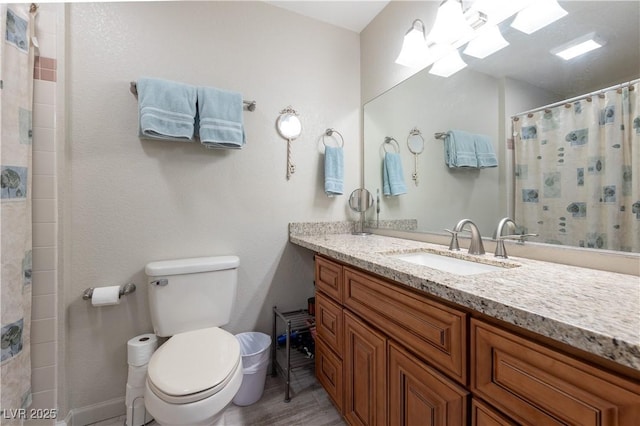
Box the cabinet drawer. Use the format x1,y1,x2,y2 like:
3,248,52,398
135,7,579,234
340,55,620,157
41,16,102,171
315,255,343,303
471,399,516,426
471,319,640,426
389,341,468,426
343,267,467,384
316,337,343,413
316,291,343,356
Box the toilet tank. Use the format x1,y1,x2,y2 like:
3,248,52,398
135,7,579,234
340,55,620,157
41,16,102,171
145,256,239,337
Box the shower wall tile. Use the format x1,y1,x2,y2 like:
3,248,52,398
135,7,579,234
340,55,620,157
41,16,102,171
31,342,56,368
30,2,60,415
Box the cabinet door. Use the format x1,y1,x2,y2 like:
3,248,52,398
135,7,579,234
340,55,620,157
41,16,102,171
315,255,343,303
316,291,343,356
344,311,387,426
471,399,516,426
316,337,344,413
471,319,640,426
388,341,468,426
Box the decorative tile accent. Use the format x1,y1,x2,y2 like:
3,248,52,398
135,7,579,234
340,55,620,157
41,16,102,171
288,228,640,371
33,56,57,82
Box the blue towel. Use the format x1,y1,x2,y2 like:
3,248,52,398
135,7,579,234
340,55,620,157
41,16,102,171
137,77,197,141
444,130,477,167
197,86,245,149
324,146,344,196
382,152,407,196
475,134,498,168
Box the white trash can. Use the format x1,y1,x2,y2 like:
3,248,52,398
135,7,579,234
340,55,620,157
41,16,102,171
232,332,272,406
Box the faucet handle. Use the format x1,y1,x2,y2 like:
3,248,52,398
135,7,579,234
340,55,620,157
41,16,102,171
498,233,539,244
444,229,460,251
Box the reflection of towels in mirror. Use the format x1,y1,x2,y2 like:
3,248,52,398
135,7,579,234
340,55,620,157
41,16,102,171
383,152,407,196
324,146,344,196
444,130,497,168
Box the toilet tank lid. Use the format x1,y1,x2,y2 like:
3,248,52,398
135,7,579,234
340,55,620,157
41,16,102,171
145,256,240,276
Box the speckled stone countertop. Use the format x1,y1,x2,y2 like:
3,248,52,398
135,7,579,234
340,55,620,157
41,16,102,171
289,231,640,372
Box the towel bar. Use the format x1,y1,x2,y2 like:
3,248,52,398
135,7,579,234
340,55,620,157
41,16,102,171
435,132,448,140
129,82,256,111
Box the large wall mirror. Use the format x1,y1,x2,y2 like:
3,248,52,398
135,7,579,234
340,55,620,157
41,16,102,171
364,1,640,253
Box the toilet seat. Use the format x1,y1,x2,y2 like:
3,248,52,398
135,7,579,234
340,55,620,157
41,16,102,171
147,327,241,404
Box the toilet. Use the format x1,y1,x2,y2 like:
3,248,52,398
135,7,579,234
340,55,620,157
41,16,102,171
143,256,243,426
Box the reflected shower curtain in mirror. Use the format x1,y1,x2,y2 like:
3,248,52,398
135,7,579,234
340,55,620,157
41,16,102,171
1,3,36,417
513,82,639,252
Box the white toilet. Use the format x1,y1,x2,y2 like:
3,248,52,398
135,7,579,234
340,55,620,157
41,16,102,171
143,256,243,426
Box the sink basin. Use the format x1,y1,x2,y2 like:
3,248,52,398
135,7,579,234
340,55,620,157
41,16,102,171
388,251,507,276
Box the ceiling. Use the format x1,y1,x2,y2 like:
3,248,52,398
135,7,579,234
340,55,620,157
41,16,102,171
265,1,389,33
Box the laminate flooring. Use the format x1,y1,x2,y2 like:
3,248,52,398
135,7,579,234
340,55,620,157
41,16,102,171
92,366,344,426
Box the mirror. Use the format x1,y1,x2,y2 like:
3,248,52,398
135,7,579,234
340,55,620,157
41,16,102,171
349,188,374,235
276,107,302,180
364,1,640,253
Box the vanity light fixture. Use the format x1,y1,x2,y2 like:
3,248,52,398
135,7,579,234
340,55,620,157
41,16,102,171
429,48,467,78
427,0,474,45
551,32,606,60
395,19,434,68
463,24,509,59
510,0,568,35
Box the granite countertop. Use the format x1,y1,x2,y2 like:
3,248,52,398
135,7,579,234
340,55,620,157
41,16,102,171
289,231,640,372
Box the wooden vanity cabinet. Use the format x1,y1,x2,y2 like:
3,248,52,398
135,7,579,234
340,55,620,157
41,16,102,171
471,319,640,426
314,255,468,426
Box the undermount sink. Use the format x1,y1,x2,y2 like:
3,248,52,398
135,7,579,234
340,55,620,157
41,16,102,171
388,251,509,276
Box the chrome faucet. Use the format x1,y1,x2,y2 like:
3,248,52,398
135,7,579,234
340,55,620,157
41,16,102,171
451,219,485,255
493,217,538,258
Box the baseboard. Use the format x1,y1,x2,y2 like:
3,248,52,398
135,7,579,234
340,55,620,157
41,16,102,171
68,397,125,426
55,410,71,426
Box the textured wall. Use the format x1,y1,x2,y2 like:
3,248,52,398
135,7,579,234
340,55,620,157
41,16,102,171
65,1,360,412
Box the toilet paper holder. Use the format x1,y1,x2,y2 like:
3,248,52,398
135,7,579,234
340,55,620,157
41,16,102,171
83,283,136,301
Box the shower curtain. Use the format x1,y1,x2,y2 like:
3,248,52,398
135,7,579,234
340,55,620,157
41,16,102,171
1,3,36,419
513,82,639,252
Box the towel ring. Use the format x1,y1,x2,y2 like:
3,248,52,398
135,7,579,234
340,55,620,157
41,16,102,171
323,128,344,148
382,137,399,154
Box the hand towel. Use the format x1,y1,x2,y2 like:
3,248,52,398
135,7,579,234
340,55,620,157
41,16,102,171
137,77,197,141
197,86,246,149
474,133,498,168
382,152,407,196
444,130,477,167
324,146,344,196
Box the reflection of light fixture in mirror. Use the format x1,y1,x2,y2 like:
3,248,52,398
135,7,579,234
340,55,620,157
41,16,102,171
551,32,605,60
510,0,568,34
427,0,474,45
395,19,433,68
429,48,467,77
463,25,509,59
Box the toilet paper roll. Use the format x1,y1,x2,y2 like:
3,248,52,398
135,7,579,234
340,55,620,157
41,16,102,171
127,365,148,389
127,333,158,367
91,286,121,306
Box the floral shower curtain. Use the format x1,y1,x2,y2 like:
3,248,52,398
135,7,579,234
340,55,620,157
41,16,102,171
513,82,639,252
1,3,36,418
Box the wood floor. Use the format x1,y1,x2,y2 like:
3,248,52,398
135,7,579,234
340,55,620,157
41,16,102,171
92,366,345,426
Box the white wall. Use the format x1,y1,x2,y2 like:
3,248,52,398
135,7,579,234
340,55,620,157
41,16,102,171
64,1,360,414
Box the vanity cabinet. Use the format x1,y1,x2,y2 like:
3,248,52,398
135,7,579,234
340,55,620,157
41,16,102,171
314,255,468,426
471,319,640,426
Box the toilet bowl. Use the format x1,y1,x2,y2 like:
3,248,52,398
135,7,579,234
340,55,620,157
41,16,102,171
143,327,243,426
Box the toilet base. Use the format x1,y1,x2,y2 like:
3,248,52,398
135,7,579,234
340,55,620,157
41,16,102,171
144,361,243,426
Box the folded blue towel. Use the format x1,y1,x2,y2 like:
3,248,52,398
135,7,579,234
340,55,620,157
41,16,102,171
324,146,344,196
197,86,245,149
475,133,498,168
137,77,197,141
383,152,407,196
444,130,477,167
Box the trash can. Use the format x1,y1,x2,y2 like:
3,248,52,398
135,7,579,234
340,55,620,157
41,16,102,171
232,332,272,406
